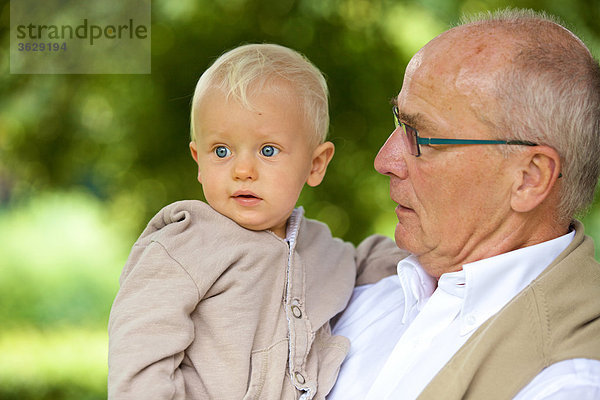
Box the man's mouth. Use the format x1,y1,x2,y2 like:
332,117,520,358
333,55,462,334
395,202,414,215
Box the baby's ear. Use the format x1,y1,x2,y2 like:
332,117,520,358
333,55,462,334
189,141,202,183
307,141,335,187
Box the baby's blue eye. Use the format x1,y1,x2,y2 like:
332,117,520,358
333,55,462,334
214,146,231,158
260,145,280,157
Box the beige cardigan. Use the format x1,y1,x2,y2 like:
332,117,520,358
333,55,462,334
108,200,403,399
419,220,600,399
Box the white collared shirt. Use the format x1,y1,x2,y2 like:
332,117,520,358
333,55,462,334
328,230,600,399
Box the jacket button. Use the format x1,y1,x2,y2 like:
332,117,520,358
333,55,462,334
295,371,306,384
291,305,302,319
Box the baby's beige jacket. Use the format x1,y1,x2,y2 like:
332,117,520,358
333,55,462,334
108,200,403,399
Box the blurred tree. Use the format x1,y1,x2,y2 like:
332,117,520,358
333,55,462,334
1,0,599,245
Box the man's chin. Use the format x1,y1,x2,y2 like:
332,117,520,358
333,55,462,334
394,222,418,252
395,219,435,257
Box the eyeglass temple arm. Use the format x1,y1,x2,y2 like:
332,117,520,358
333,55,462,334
416,138,538,146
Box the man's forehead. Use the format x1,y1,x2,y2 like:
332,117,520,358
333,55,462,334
395,27,509,133
433,27,511,64
404,50,424,81
400,27,510,99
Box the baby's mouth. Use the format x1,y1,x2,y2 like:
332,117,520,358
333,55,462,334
233,190,260,199
232,191,262,205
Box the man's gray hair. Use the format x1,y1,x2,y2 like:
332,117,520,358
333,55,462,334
462,8,600,221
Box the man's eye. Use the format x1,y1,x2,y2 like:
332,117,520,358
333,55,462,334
214,146,231,158
260,145,280,157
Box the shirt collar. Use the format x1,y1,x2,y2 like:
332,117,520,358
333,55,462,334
458,229,575,335
396,255,437,323
285,206,304,244
396,230,575,333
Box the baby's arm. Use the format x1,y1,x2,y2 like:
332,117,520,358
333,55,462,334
354,235,409,286
108,240,200,400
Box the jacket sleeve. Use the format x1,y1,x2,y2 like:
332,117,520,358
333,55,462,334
354,234,409,286
108,240,200,400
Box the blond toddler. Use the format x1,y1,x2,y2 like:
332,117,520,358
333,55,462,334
108,43,403,400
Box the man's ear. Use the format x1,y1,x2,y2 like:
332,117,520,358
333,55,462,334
189,141,202,184
510,146,561,213
306,141,335,187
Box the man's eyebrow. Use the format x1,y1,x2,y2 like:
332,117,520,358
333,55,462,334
401,111,432,133
389,97,431,131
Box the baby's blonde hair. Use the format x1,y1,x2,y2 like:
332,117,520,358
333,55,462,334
190,43,329,147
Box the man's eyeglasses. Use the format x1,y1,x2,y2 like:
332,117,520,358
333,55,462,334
392,106,538,157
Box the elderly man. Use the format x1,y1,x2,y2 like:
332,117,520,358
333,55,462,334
328,9,600,400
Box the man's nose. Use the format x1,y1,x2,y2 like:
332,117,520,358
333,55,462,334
233,154,258,181
374,128,409,179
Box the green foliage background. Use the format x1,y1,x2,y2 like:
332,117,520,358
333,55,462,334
1,0,599,398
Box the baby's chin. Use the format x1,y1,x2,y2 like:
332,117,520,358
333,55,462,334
238,221,286,239
208,202,289,238
224,213,277,235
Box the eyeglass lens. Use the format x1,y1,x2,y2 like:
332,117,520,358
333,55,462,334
393,106,420,156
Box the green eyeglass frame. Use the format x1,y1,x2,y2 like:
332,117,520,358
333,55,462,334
392,105,538,157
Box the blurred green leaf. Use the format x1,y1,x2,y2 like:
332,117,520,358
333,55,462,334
1,0,599,398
